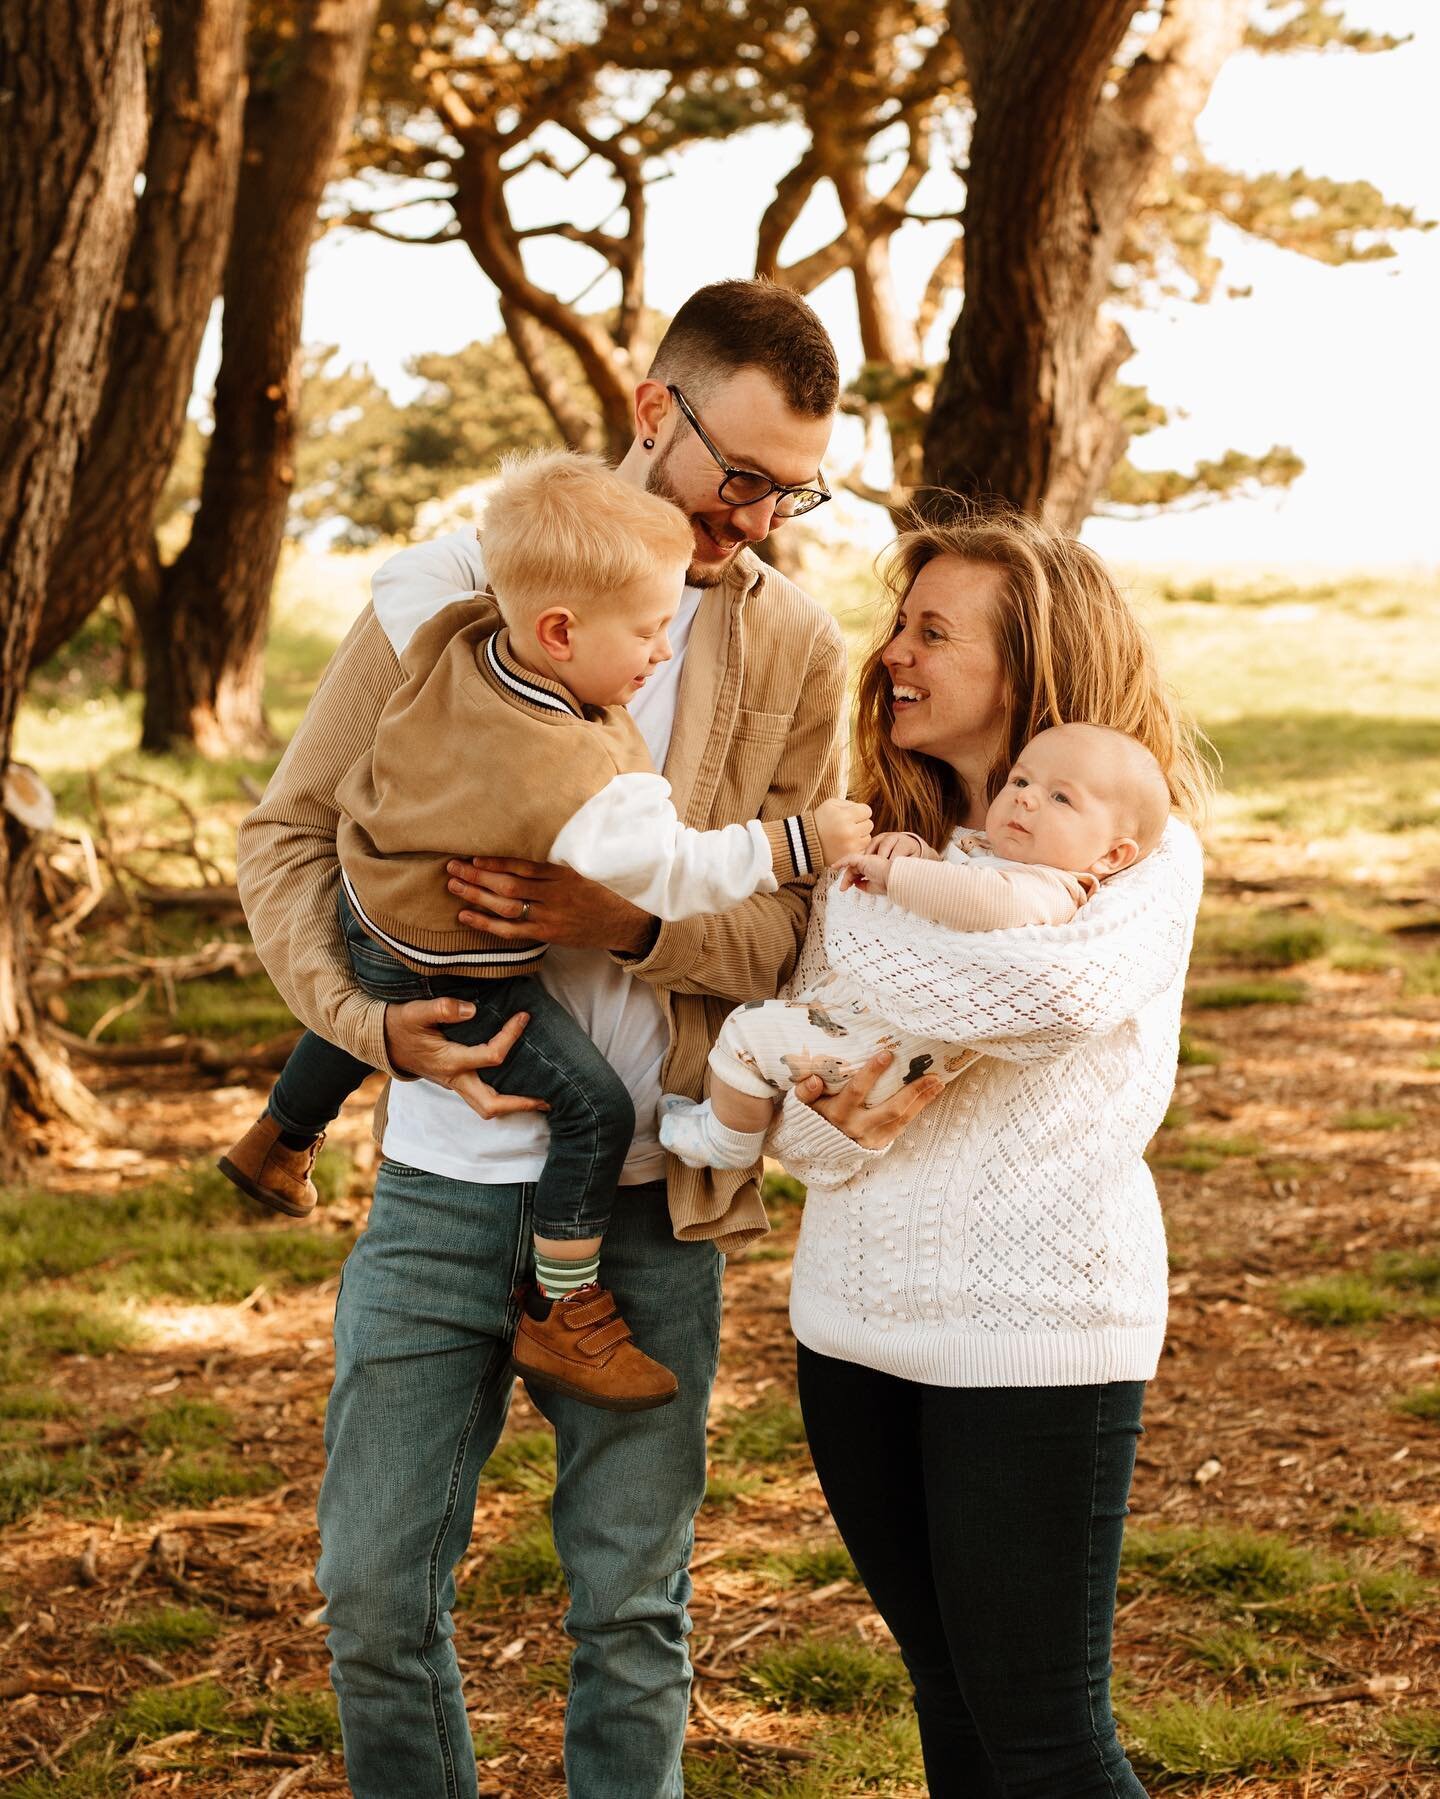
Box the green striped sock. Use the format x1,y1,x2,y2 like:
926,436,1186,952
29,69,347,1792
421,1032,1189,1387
534,1247,601,1300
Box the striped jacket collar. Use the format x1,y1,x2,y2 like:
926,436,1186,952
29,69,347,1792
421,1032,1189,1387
480,628,586,721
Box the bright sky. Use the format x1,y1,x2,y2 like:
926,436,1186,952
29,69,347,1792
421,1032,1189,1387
273,0,1439,570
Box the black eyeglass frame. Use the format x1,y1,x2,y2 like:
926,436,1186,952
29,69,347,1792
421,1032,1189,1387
666,384,831,518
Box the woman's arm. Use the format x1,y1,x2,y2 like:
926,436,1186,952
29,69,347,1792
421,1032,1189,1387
821,821,1204,1060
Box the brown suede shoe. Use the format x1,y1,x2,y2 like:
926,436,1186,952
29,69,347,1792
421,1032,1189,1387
217,1115,321,1219
512,1286,678,1412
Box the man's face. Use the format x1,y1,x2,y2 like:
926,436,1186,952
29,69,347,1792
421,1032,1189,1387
645,369,834,587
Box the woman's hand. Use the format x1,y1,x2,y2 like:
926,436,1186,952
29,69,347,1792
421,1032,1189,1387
382,998,550,1119
791,1051,943,1149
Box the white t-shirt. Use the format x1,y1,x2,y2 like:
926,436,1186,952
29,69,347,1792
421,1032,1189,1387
375,534,703,1187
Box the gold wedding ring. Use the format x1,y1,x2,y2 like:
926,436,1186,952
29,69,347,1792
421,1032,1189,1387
518,900,531,923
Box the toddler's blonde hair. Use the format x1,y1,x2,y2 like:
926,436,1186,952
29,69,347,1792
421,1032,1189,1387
482,450,692,622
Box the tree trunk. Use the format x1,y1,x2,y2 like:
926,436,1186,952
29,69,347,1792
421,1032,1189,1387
142,0,380,755
924,0,1248,527
0,0,149,1162
33,0,249,671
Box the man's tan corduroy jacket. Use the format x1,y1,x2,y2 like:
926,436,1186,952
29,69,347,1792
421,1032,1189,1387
237,543,848,1252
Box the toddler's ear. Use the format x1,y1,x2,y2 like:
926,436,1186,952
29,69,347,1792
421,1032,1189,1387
1093,838,1140,877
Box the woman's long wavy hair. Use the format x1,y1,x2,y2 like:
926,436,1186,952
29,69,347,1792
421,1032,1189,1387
853,499,1217,848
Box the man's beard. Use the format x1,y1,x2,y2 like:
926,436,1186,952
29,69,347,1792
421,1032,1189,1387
645,448,746,589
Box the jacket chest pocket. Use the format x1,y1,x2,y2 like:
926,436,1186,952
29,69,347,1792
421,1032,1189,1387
719,707,794,817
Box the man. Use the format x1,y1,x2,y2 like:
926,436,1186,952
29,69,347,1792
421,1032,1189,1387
237,280,935,1798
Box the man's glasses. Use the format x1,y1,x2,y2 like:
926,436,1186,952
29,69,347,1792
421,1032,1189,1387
667,385,830,519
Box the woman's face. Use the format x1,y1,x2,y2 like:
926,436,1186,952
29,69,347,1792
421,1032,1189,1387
880,557,1010,775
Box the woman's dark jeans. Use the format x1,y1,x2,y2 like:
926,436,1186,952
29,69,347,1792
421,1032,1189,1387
266,892,634,1240
796,1344,1149,1798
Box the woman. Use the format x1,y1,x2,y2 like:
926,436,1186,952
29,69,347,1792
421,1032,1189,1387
767,504,1213,1798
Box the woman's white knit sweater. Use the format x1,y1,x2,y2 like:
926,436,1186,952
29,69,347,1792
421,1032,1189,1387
766,819,1204,1389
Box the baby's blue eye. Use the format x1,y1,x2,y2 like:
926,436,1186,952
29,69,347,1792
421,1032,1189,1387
1054,791,1071,805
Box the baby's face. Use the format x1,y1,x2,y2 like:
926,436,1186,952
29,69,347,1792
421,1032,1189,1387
563,565,683,707
985,731,1137,875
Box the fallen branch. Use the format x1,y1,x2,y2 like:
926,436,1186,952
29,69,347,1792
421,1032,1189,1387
686,1732,816,1764
0,1673,106,1700
52,1027,302,1074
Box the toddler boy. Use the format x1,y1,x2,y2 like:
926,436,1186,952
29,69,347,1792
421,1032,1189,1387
220,452,870,1408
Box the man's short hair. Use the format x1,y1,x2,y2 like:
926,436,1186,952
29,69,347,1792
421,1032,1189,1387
483,450,692,621
647,279,840,417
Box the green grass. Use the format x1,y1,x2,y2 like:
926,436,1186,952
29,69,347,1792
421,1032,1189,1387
761,1169,807,1210
256,1687,343,1753
0,1386,76,1421
1384,1709,1440,1763
60,969,294,1047
0,1294,142,1379
748,1634,910,1713
1193,910,1330,969
1334,1505,1406,1540
1334,1107,1411,1131
1176,1029,1221,1067
1122,1523,1428,1634
100,1605,224,1655
116,1678,243,1743
760,1542,858,1587
1182,1625,1319,1686
704,1469,763,1508
470,1519,566,1604
0,1755,128,1799
0,1161,352,1309
1281,1254,1440,1327
480,1426,556,1495
1395,1384,1440,1422
711,1397,808,1466
1119,1695,1332,1777
1152,1132,1265,1175
1186,979,1308,1010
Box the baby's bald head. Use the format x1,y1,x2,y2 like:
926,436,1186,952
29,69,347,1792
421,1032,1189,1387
985,723,1173,878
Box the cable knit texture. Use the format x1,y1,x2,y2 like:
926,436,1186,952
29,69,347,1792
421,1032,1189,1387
768,819,1204,1389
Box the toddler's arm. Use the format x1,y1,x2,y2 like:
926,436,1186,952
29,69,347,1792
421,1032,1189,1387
548,776,870,922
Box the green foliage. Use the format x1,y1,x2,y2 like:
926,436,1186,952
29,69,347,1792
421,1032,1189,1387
140,1398,232,1451
100,1606,224,1655
1384,1710,1440,1763
1247,0,1409,56
1193,910,1329,969
1176,1030,1220,1067
116,1679,242,1742
761,1542,858,1587
1104,444,1304,516
1182,1625,1318,1686
1187,979,1307,1010
480,1426,556,1496
711,1398,807,1465
1395,1384,1440,1422
1334,1506,1406,1540
257,1687,343,1753
1122,1523,1428,1633
704,1470,763,1509
0,1755,127,1799
749,1634,910,1713
1120,1695,1332,1777
1280,1275,1395,1326
293,339,561,545
1334,1108,1410,1132
472,1519,566,1604
0,1162,352,1309
761,1169,807,1210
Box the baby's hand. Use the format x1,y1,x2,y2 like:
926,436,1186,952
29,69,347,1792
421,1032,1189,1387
816,798,874,865
865,831,930,861
837,853,891,894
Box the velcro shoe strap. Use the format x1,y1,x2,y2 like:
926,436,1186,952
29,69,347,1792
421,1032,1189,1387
577,1318,632,1357
563,1291,619,1329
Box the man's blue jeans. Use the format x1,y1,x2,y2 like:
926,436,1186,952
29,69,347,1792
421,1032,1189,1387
316,1163,722,1799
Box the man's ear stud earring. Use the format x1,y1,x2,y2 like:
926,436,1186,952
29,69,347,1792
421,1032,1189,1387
643,437,655,450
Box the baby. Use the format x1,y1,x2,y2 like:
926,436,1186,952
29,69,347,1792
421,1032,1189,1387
221,451,870,1410
658,723,1171,1170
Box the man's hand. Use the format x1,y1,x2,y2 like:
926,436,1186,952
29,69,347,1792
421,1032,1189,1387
446,857,655,955
791,1051,942,1149
382,998,550,1120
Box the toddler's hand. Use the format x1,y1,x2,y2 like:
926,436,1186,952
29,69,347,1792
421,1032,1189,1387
864,830,929,861
837,853,891,893
816,798,874,865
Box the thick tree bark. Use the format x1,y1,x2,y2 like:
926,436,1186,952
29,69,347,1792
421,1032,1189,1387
34,0,249,671
141,0,380,755
924,0,1247,526
0,0,149,1160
